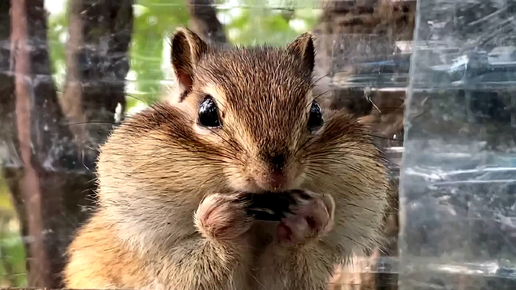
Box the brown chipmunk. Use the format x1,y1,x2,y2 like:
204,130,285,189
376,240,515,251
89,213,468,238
63,28,390,290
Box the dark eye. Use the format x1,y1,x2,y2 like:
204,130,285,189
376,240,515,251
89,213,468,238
198,95,221,128
307,101,323,131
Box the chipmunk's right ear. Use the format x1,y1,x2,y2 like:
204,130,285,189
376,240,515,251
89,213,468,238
171,28,209,93
287,32,315,73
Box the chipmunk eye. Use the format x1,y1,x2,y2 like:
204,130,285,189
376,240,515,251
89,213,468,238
307,101,323,131
198,95,221,128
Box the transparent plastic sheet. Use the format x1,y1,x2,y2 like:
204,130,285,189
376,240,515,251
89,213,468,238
0,0,409,289
400,0,516,289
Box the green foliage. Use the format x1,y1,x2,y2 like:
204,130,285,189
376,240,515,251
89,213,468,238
128,0,320,107
0,220,27,288
129,0,190,108
0,177,26,287
44,0,320,109
0,180,12,213
47,0,69,88
222,0,320,46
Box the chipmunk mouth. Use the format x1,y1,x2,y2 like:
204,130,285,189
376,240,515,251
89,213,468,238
241,191,292,221
239,190,310,222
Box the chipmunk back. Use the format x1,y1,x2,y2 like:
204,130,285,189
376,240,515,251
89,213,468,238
63,28,390,290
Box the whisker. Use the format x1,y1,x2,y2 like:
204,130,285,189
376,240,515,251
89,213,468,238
311,72,332,87
125,93,153,105
365,133,403,142
64,121,118,126
312,89,333,105
290,135,315,165
208,128,242,154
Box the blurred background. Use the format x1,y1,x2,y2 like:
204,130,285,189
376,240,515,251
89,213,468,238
1,0,516,289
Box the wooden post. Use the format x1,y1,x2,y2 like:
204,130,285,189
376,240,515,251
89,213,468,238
10,0,53,286
1,0,133,287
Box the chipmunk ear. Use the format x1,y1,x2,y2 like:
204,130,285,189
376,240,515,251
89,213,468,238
171,27,209,93
287,32,315,73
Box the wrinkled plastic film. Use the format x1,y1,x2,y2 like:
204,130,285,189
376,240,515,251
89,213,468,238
400,0,516,289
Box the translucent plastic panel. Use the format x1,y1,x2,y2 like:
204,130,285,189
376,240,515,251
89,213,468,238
400,0,516,289
0,0,412,288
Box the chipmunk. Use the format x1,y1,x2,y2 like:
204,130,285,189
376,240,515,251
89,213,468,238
63,28,390,290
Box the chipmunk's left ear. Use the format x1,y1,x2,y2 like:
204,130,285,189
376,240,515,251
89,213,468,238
287,32,315,72
171,27,209,94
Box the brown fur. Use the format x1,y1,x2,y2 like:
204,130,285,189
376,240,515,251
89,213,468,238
64,28,390,290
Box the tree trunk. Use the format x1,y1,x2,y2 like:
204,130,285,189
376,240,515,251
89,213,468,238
61,0,133,163
188,0,228,44
0,0,133,287
5,0,78,287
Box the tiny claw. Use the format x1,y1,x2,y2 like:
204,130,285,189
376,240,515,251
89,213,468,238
276,191,335,245
195,193,252,243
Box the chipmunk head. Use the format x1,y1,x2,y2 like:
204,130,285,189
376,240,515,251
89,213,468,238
168,28,383,194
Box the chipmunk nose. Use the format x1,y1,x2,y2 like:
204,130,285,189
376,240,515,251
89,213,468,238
270,153,286,171
253,171,286,192
252,153,288,191
268,170,286,190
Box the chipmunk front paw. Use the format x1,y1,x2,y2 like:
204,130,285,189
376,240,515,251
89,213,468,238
195,193,252,243
276,191,335,246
